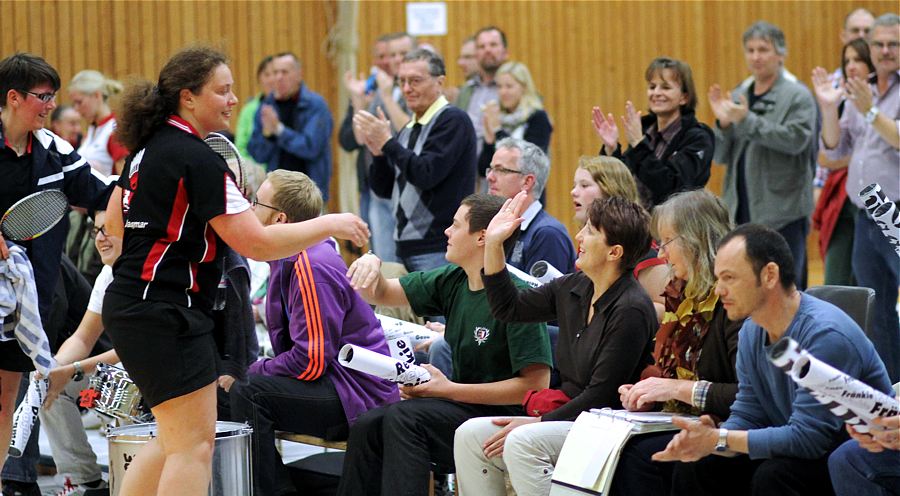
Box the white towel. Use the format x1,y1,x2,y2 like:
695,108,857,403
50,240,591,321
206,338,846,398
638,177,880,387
0,243,56,376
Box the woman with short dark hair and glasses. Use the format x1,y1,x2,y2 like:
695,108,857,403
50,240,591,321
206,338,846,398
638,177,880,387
0,52,115,494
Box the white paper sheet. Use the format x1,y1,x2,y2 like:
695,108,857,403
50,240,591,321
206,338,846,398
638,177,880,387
552,411,633,492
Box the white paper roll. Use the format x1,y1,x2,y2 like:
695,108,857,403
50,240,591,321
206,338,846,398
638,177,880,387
768,336,804,372
338,344,431,386
769,337,899,433
530,260,564,285
506,263,541,288
8,374,47,457
376,314,438,346
859,183,900,256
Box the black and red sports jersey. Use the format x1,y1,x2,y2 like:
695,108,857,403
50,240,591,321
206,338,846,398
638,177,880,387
108,116,249,310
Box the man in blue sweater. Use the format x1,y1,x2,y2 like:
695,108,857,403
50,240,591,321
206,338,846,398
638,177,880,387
486,137,575,275
652,224,892,496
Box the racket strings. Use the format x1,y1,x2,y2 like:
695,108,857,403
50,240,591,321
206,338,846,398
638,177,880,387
205,134,249,199
1,192,69,241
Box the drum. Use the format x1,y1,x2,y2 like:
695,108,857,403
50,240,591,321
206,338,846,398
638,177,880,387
83,363,152,423
107,421,253,496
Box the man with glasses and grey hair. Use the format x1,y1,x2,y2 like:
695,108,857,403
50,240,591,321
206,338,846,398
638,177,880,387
353,48,477,273
815,12,900,384
707,20,817,290
486,137,574,275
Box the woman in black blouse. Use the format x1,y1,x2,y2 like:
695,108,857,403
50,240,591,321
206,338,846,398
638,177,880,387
611,189,741,495
453,193,657,496
478,61,552,178
593,57,714,207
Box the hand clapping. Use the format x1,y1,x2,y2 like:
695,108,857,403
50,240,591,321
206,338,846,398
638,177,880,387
708,85,749,128
844,76,874,115
591,105,620,152
811,67,843,109
352,108,392,156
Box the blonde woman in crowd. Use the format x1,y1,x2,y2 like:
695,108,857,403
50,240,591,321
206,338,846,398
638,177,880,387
68,69,128,176
479,61,553,181
572,156,669,318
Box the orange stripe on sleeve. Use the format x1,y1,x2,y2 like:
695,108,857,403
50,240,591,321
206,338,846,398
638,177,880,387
302,252,327,379
293,252,324,380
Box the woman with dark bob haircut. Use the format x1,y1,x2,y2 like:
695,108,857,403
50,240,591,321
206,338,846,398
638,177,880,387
453,192,658,495
104,46,369,495
593,57,715,207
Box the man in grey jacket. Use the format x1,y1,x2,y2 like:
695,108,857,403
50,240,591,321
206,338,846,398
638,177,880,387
708,21,817,288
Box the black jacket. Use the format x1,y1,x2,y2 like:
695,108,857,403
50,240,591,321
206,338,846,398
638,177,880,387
606,110,714,207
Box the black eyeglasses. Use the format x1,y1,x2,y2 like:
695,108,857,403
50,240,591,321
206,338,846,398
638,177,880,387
252,199,280,211
90,225,107,239
658,235,681,253
485,165,524,176
21,90,57,104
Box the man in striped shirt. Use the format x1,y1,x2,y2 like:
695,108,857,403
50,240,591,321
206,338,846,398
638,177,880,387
229,170,399,496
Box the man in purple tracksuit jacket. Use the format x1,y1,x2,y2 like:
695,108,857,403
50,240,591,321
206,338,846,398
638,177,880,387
230,169,399,496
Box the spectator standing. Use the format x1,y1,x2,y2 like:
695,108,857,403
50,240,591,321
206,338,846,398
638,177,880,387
816,13,900,383
353,49,476,272
479,61,553,182
594,57,714,207
248,52,333,200
708,21,817,288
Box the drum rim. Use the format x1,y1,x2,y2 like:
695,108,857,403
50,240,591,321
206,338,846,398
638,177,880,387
107,421,252,440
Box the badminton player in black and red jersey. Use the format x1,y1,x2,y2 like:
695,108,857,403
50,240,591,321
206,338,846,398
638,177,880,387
104,46,369,495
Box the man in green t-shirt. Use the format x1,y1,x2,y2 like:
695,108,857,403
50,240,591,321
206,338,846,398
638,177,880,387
339,194,552,496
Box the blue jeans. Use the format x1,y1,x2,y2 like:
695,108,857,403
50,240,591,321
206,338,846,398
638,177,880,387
828,439,900,496
2,374,39,483
369,195,399,263
427,337,453,378
853,210,900,383
777,217,809,290
359,187,371,228
402,251,447,274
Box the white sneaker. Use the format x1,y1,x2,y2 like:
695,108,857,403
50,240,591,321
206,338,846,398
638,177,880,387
56,478,108,496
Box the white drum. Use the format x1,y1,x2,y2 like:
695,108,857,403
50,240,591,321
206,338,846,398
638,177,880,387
106,421,253,496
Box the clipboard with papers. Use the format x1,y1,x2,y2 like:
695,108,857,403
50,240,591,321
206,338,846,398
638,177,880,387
549,409,698,496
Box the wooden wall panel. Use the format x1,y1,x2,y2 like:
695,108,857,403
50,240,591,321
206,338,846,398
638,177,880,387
352,0,894,232
1,0,895,224
2,0,338,199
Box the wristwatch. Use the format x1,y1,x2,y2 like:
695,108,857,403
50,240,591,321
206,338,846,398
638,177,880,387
715,428,729,452
71,361,84,382
865,106,880,124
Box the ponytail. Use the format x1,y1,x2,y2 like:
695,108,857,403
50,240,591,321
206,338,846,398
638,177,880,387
115,79,171,151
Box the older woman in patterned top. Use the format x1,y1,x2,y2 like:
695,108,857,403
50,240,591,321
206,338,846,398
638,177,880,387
612,189,743,495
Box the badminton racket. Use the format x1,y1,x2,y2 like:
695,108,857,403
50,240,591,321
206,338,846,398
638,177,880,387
205,132,250,200
0,189,68,241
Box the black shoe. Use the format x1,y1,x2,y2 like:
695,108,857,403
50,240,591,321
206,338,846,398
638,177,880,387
1,480,41,496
